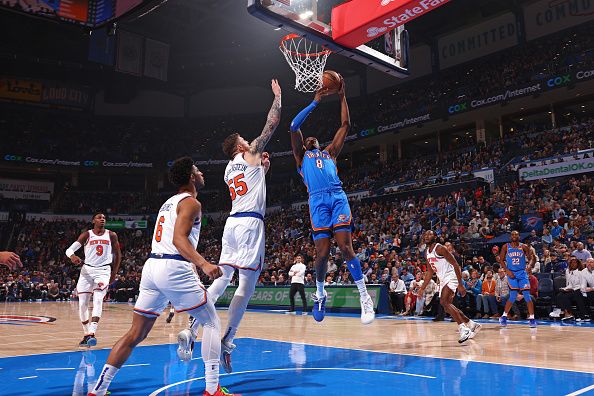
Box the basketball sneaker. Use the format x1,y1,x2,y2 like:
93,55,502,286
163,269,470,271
499,315,508,327
220,340,236,374
549,308,562,318
529,318,537,328
458,324,472,344
468,320,481,339
177,329,194,362
79,335,90,347
360,294,375,325
87,335,97,347
203,385,241,396
312,290,327,322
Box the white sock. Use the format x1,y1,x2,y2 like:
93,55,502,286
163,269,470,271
89,321,99,335
502,312,508,317
355,279,368,297
82,323,89,335
459,323,467,330
204,359,219,394
92,364,119,396
316,281,325,298
528,314,534,319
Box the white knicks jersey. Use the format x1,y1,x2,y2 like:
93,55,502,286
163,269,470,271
426,243,455,281
83,229,113,267
224,153,266,216
151,192,201,255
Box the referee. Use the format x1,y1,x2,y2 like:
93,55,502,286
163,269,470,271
288,254,308,315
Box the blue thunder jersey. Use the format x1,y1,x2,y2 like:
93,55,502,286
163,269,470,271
298,149,342,194
505,243,527,272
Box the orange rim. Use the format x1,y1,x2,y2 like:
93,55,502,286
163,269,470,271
279,33,332,58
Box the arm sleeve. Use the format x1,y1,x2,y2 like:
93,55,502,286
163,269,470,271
290,101,319,132
65,241,82,258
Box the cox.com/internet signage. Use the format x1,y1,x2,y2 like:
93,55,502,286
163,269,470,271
447,67,594,115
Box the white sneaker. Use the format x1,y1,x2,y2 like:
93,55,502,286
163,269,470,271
468,320,481,339
220,340,236,374
458,325,472,344
360,294,375,325
176,329,194,362
549,308,562,318
301,311,308,316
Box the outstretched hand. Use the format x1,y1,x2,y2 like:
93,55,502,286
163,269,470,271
271,79,282,97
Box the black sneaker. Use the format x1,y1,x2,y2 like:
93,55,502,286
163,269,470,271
432,315,445,322
79,335,90,347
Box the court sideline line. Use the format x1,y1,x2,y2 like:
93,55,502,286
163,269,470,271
566,384,594,396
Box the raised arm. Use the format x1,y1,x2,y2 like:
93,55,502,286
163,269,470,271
249,79,282,155
109,231,122,283
326,81,350,159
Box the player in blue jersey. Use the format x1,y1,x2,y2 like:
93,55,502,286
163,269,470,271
289,77,375,324
499,230,536,328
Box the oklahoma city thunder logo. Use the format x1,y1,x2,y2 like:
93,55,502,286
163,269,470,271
0,315,56,325
337,214,349,222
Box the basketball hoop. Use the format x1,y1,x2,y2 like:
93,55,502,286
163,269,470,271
279,34,331,93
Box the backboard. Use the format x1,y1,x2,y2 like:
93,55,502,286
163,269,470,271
247,0,410,78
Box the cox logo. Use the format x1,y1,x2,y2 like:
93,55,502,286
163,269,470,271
547,74,571,88
448,103,467,114
83,161,99,167
359,128,377,138
3,154,23,161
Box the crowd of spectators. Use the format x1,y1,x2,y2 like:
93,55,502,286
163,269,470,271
1,22,593,167
2,172,593,321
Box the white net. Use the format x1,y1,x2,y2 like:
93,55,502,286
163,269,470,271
279,34,331,93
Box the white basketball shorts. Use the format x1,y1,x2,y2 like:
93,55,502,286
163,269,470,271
439,271,459,296
134,258,207,318
219,216,265,271
77,265,111,295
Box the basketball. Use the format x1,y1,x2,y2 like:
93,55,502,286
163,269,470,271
321,70,342,94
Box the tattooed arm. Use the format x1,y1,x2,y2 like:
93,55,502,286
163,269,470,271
249,79,282,155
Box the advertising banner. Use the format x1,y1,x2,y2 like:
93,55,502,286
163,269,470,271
473,168,495,183
524,0,594,41
358,113,431,138
438,13,518,69
0,77,42,103
41,81,92,109
0,178,54,194
216,285,381,309
331,0,451,48
519,157,594,181
2,154,153,169
105,220,148,229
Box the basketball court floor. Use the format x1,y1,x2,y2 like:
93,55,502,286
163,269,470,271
1,302,593,395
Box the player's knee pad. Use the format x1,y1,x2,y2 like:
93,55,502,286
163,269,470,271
79,293,91,321
509,290,518,303
522,290,532,302
91,291,106,318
